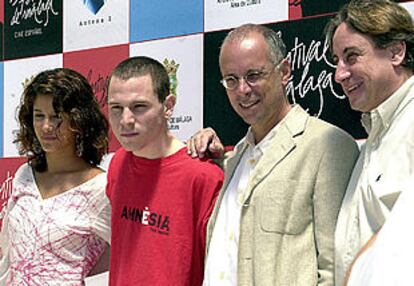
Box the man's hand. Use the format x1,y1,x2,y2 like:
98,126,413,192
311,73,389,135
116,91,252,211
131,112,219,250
187,127,224,158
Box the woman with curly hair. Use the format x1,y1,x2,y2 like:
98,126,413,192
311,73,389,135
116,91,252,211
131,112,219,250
0,68,111,285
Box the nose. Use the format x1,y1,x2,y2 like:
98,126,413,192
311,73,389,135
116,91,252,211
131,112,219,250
236,77,252,94
335,61,351,83
41,118,55,132
120,108,135,126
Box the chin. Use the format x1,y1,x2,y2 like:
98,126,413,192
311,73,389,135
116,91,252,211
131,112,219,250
349,102,365,112
122,145,136,152
241,116,258,126
122,142,143,153
44,149,61,155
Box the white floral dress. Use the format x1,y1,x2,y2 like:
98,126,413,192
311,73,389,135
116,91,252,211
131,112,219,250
0,163,111,285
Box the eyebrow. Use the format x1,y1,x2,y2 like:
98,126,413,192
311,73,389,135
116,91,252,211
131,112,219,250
333,46,361,62
339,46,361,56
223,67,266,78
108,100,149,105
32,109,59,117
343,47,357,53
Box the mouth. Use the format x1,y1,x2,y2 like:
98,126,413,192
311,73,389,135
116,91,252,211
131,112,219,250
120,132,139,138
239,99,260,109
346,82,363,95
41,135,57,141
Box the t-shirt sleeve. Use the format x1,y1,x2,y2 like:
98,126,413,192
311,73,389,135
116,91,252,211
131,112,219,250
197,164,224,251
105,152,118,203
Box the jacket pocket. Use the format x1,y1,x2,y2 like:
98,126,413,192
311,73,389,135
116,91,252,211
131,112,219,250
259,179,312,235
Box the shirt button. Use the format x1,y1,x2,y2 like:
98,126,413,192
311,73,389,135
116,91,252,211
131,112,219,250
219,271,225,280
248,158,256,165
229,232,234,241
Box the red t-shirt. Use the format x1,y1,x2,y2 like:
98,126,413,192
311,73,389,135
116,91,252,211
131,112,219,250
106,147,223,286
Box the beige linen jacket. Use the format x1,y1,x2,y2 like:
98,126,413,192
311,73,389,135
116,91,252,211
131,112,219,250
206,105,359,286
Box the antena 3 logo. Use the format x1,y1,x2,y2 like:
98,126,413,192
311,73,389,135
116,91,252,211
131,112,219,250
83,0,105,14
79,0,112,27
121,205,171,235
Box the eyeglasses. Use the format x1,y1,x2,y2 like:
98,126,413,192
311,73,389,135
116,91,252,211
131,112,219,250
220,62,281,91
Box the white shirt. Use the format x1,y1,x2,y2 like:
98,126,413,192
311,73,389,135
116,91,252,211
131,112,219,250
203,126,278,286
0,163,111,285
335,76,414,285
347,180,414,286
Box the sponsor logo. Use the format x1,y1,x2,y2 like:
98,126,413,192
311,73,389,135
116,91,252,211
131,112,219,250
79,0,112,27
121,205,170,235
83,0,106,15
86,69,109,109
10,0,59,27
21,76,35,89
9,0,59,40
163,58,180,98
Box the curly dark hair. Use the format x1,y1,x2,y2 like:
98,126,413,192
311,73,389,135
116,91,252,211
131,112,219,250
14,68,109,172
325,0,414,72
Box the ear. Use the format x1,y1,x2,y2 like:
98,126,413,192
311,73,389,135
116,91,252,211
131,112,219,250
388,41,406,66
278,58,292,86
163,94,176,119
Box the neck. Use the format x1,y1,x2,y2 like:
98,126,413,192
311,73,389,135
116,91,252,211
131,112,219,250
252,104,291,143
45,152,90,173
132,131,185,159
394,68,413,90
375,69,414,110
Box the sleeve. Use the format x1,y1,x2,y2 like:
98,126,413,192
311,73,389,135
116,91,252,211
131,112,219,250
313,129,359,286
90,174,111,244
347,179,414,286
197,164,224,254
0,164,29,284
105,151,118,203
105,161,113,202
0,204,10,285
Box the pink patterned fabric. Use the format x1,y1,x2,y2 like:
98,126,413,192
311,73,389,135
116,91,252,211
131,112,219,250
0,163,111,285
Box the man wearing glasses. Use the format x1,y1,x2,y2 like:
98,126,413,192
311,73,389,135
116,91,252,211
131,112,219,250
188,24,359,285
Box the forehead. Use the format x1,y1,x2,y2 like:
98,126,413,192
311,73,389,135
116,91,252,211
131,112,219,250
33,94,53,107
108,75,156,101
332,23,375,56
220,33,271,73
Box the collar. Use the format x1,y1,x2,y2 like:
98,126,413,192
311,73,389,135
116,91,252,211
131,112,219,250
244,104,295,155
244,123,278,158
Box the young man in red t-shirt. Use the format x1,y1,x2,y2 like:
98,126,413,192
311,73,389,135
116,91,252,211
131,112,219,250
106,56,223,286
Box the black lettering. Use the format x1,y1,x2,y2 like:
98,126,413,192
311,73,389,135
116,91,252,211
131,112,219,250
157,215,162,228
148,213,157,226
121,206,128,219
128,207,135,220
136,209,143,222
161,216,170,231
132,208,140,222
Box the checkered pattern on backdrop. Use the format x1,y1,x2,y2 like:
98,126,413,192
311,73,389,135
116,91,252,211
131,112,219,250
0,0,413,206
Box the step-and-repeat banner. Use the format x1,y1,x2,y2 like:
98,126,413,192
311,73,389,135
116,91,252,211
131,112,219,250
1,0,414,204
